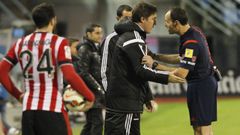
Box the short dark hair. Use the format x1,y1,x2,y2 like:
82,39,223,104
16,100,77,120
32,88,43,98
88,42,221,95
84,24,102,40
170,7,188,25
132,2,157,23
32,3,55,28
85,24,102,34
116,5,132,17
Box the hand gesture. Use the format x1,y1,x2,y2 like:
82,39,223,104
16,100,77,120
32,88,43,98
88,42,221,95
142,55,154,68
168,72,186,83
145,100,158,112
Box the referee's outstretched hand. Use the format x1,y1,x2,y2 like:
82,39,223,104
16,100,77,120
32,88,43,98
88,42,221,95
168,72,186,83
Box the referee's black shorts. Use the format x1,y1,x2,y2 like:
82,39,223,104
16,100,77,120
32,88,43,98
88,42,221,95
22,110,72,135
104,111,140,135
187,75,218,126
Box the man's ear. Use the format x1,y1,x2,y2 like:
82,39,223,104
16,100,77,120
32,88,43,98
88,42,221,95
86,32,91,38
50,17,57,26
174,20,180,26
49,18,54,26
140,17,146,23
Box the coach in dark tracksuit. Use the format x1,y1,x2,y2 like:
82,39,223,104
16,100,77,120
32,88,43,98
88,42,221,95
164,8,218,135
104,3,185,135
77,24,104,135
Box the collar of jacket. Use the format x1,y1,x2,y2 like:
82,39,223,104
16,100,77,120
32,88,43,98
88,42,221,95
82,39,99,51
133,23,146,40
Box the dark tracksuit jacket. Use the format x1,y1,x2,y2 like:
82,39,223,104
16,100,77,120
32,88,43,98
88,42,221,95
106,20,170,113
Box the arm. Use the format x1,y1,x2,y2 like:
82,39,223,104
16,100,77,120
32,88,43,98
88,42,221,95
144,83,157,112
57,39,95,102
0,44,23,101
156,64,177,72
173,68,189,79
142,55,177,72
148,49,180,64
77,44,103,92
61,65,95,102
144,82,153,103
123,42,184,84
173,43,199,79
57,40,95,111
157,54,180,64
0,60,22,100
123,43,169,84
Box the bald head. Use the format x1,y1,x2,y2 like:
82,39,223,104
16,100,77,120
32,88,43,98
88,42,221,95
164,10,176,34
164,10,171,24
164,8,190,35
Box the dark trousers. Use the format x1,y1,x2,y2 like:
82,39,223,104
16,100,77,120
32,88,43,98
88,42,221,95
80,108,103,135
22,110,71,135
104,111,140,135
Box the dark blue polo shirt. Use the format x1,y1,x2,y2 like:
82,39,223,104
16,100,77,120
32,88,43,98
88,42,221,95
179,26,213,81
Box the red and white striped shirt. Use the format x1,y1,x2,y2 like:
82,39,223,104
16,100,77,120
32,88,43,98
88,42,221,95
4,32,72,112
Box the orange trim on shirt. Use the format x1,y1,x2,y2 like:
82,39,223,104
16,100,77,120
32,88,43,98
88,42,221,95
183,40,198,46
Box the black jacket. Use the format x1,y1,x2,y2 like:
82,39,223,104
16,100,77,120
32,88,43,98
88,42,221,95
100,31,118,91
106,20,169,113
77,39,104,108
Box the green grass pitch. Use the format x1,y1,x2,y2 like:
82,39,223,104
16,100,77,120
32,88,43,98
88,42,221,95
72,98,240,135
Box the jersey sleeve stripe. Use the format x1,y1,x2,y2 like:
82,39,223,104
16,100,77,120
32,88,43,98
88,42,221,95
58,60,72,66
183,40,198,46
4,56,18,65
123,39,145,47
143,65,169,75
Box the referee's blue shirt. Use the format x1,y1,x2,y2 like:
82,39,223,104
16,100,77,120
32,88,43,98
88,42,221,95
179,26,213,82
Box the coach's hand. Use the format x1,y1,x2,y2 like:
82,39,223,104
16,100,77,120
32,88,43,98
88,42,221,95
168,72,185,83
79,101,94,112
142,55,154,68
145,100,158,112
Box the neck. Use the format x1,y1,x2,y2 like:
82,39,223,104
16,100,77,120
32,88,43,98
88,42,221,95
179,24,190,36
35,26,53,33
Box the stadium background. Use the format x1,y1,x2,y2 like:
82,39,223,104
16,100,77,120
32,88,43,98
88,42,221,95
0,0,240,134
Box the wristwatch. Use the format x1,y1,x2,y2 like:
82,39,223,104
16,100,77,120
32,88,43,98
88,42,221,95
152,62,158,69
